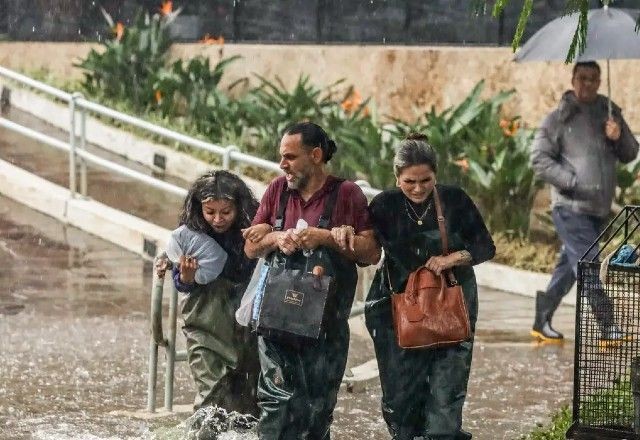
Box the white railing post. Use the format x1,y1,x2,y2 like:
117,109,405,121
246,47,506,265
223,145,240,170
78,93,88,197
68,93,80,197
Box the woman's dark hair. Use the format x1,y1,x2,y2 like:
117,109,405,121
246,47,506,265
179,170,259,233
393,132,438,176
283,122,337,163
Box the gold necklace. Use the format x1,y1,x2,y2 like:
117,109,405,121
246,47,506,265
404,198,432,225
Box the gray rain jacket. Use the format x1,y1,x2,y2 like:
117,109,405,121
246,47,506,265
531,91,638,218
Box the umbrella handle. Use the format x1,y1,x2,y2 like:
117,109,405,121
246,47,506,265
607,59,612,119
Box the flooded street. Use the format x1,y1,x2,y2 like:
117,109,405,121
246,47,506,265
0,194,575,440
1,111,575,439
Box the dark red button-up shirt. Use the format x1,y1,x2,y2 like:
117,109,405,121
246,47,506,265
252,175,372,232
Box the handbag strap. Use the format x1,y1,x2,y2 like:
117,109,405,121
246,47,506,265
384,187,459,292
432,186,458,286
432,186,449,256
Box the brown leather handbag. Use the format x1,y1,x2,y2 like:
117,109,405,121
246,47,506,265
389,187,471,349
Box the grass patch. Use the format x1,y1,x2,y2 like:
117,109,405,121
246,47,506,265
493,231,558,273
521,406,571,440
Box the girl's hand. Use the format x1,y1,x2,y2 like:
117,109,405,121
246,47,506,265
424,254,457,276
179,255,198,284
155,256,169,278
242,223,272,243
330,225,355,251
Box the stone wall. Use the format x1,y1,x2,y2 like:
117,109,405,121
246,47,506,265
1,42,638,129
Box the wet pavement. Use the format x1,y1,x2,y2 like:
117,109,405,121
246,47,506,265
0,195,575,440
1,110,576,439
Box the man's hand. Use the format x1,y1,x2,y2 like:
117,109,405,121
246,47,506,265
296,227,330,251
276,229,301,255
605,118,621,142
242,223,272,243
179,255,198,284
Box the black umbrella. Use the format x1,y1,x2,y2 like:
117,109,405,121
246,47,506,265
514,4,640,117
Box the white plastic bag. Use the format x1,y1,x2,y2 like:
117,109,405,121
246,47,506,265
235,257,267,327
165,225,228,285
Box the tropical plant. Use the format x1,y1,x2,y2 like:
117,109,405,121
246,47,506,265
386,81,540,235
76,6,178,109
152,55,245,141
616,161,640,206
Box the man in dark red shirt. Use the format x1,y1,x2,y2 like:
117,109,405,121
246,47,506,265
244,122,380,439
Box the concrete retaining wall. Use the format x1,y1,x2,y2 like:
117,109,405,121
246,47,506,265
1,42,639,131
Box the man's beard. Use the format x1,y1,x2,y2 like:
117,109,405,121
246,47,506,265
287,172,310,191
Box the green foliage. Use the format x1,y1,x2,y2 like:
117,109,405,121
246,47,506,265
520,406,571,440
511,0,534,53
76,7,176,110
153,55,244,142
243,75,342,160
75,7,544,236
580,380,633,426
616,161,640,206
388,81,540,235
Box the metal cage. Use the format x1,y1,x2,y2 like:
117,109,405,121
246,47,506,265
568,206,640,439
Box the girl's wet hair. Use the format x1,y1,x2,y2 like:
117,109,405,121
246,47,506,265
179,170,259,233
283,122,337,163
393,132,438,176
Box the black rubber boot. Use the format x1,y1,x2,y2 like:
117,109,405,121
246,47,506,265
531,290,564,341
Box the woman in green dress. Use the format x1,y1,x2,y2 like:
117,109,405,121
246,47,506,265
364,134,495,439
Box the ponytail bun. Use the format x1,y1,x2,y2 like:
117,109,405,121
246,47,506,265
324,139,337,162
405,132,429,142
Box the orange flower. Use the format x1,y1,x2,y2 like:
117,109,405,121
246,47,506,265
114,22,125,41
341,89,363,114
454,158,470,173
154,90,162,104
500,118,520,137
159,1,173,16
199,33,225,45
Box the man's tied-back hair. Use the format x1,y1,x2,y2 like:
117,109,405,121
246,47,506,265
393,132,438,176
179,170,259,233
283,122,337,163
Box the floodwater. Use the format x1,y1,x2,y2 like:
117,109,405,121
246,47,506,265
1,110,575,439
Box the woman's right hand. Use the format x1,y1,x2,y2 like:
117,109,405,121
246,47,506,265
179,255,198,284
330,225,356,251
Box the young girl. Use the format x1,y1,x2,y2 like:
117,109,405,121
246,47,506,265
157,170,268,415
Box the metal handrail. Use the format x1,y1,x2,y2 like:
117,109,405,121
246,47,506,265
0,65,381,197
0,66,72,102
0,117,188,198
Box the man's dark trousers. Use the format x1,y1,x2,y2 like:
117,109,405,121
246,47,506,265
544,205,614,329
